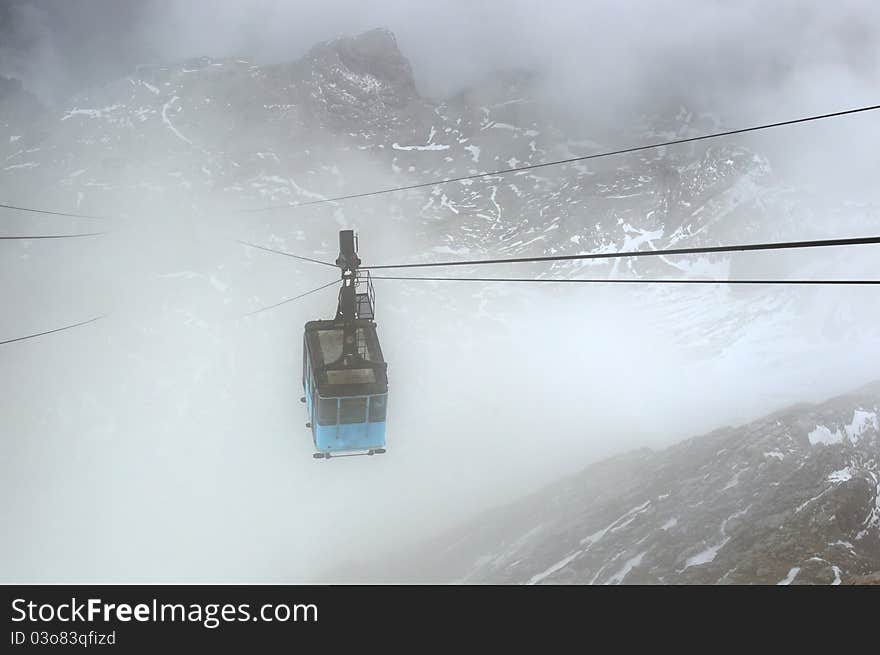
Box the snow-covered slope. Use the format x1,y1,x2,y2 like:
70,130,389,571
332,381,880,584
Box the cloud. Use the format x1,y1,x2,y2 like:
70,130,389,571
3,0,878,113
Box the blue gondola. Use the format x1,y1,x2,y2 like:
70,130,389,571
302,231,389,459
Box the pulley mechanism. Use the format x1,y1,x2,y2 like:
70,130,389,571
334,230,374,366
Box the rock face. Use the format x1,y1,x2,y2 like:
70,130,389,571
336,382,880,584
3,26,878,272
0,27,837,253
3,25,877,267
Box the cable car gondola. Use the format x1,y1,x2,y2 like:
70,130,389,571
302,230,388,459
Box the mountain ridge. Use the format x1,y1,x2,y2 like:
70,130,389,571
327,380,880,584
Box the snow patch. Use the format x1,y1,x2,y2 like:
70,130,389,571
808,425,844,446
337,69,383,94
828,467,853,484
777,567,800,585
845,410,878,444
606,551,647,585
139,80,160,95
581,500,651,547
161,96,193,145
528,550,582,585
681,506,749,571
683,537,730,569
807,411,875,447
392,142,449,151
722,470,742,491
620,224,664,253
61,104,124,121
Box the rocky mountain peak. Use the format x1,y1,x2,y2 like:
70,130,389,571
304,27,417,99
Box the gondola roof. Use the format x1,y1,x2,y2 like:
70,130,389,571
304,319,388,397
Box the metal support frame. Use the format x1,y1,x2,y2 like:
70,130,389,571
332,230,374,368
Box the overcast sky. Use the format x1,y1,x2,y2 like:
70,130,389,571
3,0,877,198
2,0,879,112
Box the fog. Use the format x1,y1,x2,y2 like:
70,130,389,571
4,2,880,105
2,1,880,582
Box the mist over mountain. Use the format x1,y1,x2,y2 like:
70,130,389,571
333,382,880,584
1,12,880,583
